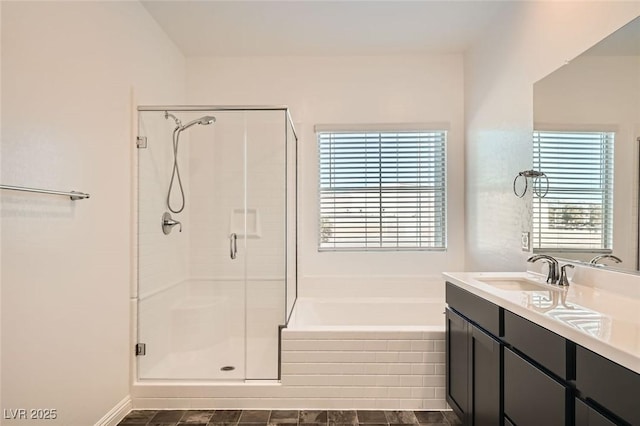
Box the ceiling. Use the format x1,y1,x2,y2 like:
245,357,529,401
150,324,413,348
141,1,514,57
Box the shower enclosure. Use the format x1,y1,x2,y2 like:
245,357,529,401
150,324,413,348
136,106,297,381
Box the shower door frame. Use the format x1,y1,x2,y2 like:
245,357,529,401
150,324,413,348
134,105,298,383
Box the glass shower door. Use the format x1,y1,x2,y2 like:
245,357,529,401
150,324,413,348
136,110,247,380
188,111,247,379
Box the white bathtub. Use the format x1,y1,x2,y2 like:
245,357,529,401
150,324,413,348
287,297,446,331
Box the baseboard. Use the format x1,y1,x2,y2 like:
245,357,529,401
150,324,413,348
95,395,132,426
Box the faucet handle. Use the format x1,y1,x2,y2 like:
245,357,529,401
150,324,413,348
559,264,575,286
162,212,182,235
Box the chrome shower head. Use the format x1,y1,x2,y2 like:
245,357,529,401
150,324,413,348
198,116,216,125
180,115,217,131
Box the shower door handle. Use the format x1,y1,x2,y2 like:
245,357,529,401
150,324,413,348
229,233,237,260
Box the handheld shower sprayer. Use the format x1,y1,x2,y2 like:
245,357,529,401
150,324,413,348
179,116,216,131
164,111,216,214
164,111,215,132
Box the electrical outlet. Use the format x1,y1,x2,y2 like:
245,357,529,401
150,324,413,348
521,232,531,251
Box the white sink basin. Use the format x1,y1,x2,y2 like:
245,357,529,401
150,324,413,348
478,278,556,292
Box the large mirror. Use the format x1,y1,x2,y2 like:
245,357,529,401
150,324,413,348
533,16,640,273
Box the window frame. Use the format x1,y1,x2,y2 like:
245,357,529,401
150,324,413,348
316,126,448,252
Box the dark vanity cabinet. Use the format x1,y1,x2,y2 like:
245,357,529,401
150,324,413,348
502,310,569,426
575,345,640,425
446,283,501,425
445,281,640,426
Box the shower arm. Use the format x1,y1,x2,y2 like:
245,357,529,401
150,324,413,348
165,111,181,127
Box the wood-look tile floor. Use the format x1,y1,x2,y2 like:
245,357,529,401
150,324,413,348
117,410,462,426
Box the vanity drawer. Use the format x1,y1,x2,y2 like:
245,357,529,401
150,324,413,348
503,310,569,379
504,347,567,426
446,282,500,336
576,345,640,425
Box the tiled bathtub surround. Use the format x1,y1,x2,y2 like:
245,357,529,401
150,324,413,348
118,409,461,425
280,330,446,410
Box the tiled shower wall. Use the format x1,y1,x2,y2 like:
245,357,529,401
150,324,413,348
188,112,287,281
132,330,447,410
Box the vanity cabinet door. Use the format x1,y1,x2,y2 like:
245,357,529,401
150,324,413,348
446,308,501,426
575,398,618,426
470,324,501,426
504,348,567,426
446,308,469,420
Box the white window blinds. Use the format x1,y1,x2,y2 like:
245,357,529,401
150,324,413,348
318,130,447,251
533,130,614,252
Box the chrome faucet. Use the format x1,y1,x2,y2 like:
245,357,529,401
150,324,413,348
527,254,559,284
589,254,622,265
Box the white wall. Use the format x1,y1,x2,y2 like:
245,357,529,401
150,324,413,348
464,2,640,271
1,2,185,425
534,54,640,267
187,55,465,297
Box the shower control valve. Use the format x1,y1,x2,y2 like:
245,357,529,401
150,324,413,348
162,212,182,235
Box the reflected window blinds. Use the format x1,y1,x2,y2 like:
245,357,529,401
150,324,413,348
533,130,614,252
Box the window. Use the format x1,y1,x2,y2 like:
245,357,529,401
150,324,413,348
318,129,447,251
533,130,614,252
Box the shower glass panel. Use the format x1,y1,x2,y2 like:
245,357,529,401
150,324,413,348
136,107,297,381
286,116,297,322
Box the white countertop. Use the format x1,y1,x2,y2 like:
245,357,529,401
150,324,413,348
443,271,640,374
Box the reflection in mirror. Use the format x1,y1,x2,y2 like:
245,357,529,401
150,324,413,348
533,16,640,273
